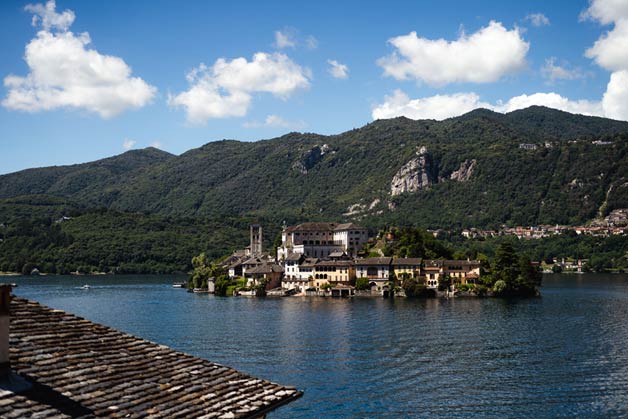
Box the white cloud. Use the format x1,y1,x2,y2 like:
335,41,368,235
169,52,310,124
243,114,306,129
585,19,628,72
493,92,603,115
327,59,349,79
2,1,156,118
582,0,628,121
372,90,604,121
25,0,74,31
377,21,529,86
601,70,628,120
150,141,162,149
122,138,136,150
525,13,550,27
581,0,628,24
541,57,584,83
274,29,296,49
372,90,490,120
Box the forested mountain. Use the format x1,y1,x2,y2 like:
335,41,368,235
1,106,627,273
2,106,627,227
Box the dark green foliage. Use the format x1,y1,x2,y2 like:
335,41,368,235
355,277,371,290
214,275,231,296
384,227,453,259
489,242,542,296
402,277,436,298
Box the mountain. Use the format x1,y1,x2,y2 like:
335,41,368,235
0,147,173,204
2,106,628,274
1,106,627,229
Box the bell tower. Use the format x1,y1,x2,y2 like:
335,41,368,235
250,224,263,256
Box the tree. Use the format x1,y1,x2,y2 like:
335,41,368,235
355,277,371,291
214,275,231,296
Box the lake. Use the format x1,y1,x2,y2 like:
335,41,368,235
9,273,628,418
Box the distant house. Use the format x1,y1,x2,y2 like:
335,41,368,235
391,258,422,280
245,263,284,290
519,143,538,150
311,260,355,289
355,257,393,292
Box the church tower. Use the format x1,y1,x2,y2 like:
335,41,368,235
250,224,263,256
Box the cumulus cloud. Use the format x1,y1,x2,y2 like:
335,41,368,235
2,1,156,118
122,138,136,150
541,57,584,83
243,114,306,129
582,0,628,120
377,21,529,86
169,52,310,124
581,0,628,24
372,90,490,120
372,90,603,121
25,0,74,31
525,13,550,27
327,59,349,79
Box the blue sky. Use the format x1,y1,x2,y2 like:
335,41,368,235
1,0,626,174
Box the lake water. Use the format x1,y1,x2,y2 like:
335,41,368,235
9,273,628,418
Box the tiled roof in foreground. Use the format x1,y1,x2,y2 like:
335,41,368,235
3,297,302,418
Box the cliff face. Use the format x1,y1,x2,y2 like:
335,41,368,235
450,159,477,182
390,146,435,196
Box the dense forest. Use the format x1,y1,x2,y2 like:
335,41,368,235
1,106,627,274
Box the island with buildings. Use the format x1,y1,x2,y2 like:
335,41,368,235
205,222,483,298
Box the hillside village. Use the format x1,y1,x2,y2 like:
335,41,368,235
219,222,481,297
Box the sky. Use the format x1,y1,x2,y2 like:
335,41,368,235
1,0,627,174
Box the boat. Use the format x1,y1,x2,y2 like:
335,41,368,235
172,282,186,288
80,284,91,290
192,288,209,294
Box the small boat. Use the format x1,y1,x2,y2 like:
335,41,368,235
192,288,209,294
172,282,186,288
80,284,91,290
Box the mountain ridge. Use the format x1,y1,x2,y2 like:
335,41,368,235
1,106,628,229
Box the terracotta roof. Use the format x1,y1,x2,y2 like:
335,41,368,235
355,257,392,266
3,296,302,418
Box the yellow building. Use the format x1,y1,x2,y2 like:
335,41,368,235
391,258,422,279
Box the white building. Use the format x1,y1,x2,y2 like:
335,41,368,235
277,222,368,260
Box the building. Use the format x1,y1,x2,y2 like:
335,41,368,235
0,284,301,418
355,257,393,292
391,258,423,280
311,260,355,290
443,260,481,285
249,224,263,256
277,222,368,260
245,263,284,290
